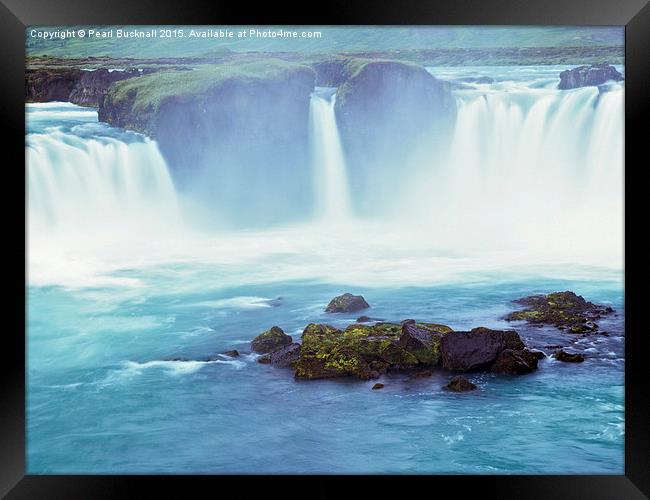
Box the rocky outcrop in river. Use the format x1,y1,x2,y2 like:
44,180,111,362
558,63,623,90
505,291,614,333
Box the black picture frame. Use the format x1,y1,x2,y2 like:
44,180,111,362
3,0,648,497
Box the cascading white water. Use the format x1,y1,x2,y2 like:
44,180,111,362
403,79,624,263
27,104,180,237
25,73,625,288
27,103,184,287
309,87,351,221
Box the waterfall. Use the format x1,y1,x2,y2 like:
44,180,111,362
27,103,180,238
403,81,624,260
309,87,351,221
25,75,624,285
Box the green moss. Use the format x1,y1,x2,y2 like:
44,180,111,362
106,58,314,121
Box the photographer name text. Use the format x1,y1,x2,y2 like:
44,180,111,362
29,28,322,40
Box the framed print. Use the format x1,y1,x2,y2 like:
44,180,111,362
2,0,649,497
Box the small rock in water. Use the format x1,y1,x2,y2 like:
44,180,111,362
325,293,370,313
553,350,585,363
558,63,623,90
371,383,384,390
251,326,293,354
223,350,240,357
505,291,613,333
356,315,382,323
446,376,477,392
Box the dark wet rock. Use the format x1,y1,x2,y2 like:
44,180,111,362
257,354,271,364
397,321,453,365
408,369,433,379
558,63,623,90
223,350,240,357
369,360,390,374
25,68,83,102
491,348,543,375
310,56,353,87
325,293,370,313
70,68,140,105
25,67,141,106
446,376,477,392
553,350,585,363
357,315,383,323
505,291,614,332
372,383,385,390
264,343,301,368
250,326,292,354
440,327,525,372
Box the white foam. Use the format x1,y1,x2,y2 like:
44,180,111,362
191,296,274,310
118,358,246,376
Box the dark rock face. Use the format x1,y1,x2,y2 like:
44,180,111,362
310,57,352,87
325,293,370,313
491,348,543,375
25,68,141,106
250,326,293,354
505,291,614,333
223,350,240,357
25,68,84,102
371,383,385,390
446,376,477,392
334,60,456,215
440,327,525,372
69,68,140,106
558,63,623,90
258,343,301,367
553,350,585,363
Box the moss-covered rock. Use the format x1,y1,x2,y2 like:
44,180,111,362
397,320,453,365
505,291,614,333
325,293,370,313
250,326,293,354
100,59,317,226
294,321,421,379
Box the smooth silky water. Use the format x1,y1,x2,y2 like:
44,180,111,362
26,66,624,473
